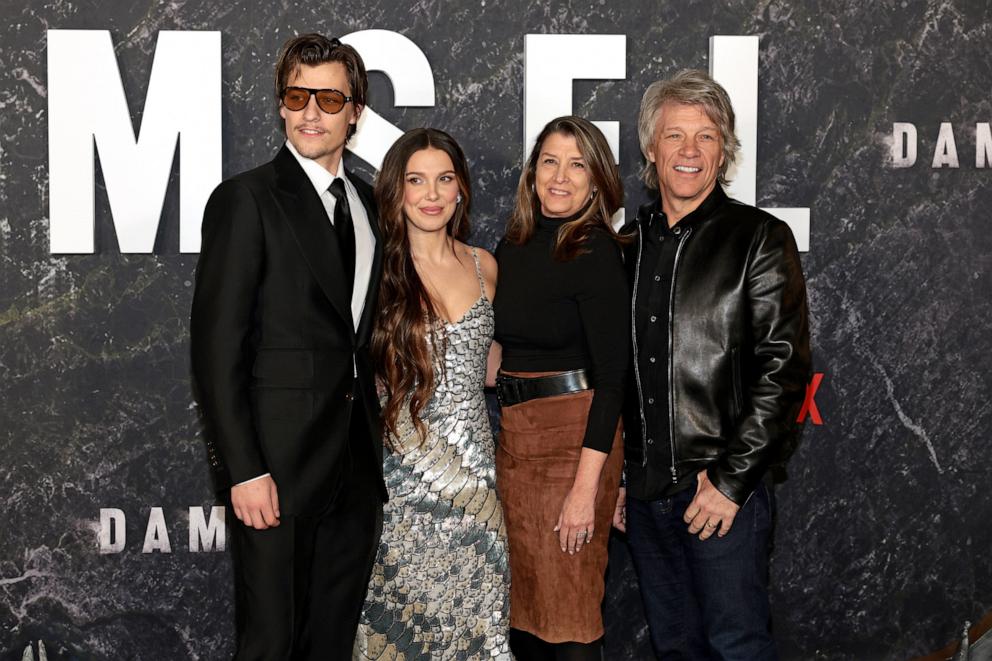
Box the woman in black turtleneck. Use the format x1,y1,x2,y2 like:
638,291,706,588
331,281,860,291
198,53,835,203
493,116,629,660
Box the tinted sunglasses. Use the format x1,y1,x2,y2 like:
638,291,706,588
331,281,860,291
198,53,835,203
281,86,353,114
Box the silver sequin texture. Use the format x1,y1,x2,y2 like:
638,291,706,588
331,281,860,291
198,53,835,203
355,262,510,660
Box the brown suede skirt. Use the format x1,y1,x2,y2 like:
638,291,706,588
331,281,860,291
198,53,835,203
495,380,623,644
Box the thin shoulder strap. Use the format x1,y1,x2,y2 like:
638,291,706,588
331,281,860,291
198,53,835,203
470,247,485,297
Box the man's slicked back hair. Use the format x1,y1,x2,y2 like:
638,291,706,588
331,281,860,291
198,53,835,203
274,33,368,141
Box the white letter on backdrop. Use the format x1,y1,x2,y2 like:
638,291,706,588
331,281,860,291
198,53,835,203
710,36,810,251
142,507,172,554
342,30,435,170
98,508,125,554
48,30,221,253
891,122,918,168
931,122,959,168
188,506,226,552
523,34,626,162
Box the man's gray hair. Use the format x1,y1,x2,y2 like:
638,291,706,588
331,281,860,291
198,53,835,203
637,69,741,189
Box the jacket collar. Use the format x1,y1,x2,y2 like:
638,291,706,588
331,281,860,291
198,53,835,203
351,172,381,347
272,145,355,335
284,139,340,193
636,184,728,228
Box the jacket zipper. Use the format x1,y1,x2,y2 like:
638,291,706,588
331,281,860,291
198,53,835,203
730,346,743,418
630,223,649,467
667,226,692,483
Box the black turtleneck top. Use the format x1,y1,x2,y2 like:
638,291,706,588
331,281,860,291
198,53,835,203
493,210,630,453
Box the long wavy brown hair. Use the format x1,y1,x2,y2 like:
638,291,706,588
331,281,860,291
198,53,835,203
372,128,472,445
506,116,626,260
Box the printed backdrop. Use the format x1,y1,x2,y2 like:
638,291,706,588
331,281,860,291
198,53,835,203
2,1,990,659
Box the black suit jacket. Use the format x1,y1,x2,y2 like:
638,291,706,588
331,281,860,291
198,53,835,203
190,145,387,515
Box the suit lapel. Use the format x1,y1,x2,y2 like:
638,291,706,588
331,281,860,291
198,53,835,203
272,146,353,332
349,170,382,346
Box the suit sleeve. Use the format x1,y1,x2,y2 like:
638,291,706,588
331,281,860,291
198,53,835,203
708,220,812,505
190,179,267,487
575,233,631,453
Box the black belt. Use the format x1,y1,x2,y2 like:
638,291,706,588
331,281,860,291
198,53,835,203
495,369,590,407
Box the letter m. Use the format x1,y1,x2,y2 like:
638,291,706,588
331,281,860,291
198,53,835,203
189,506,226,552
47,30,221,253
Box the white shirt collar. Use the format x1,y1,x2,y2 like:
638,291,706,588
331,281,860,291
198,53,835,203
284,140,345,196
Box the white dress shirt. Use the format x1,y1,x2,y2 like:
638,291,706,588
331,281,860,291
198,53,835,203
285,141,375,329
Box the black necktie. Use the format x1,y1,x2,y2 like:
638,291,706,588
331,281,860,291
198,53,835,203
327,178,355,299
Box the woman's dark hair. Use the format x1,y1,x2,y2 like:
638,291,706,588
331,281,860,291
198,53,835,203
372,128,472,445
273,33,367,141
506,116,626,260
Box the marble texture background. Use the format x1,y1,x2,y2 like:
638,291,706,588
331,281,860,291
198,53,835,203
2,0,990,658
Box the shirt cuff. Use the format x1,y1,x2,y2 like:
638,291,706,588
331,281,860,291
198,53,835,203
234,473,270,487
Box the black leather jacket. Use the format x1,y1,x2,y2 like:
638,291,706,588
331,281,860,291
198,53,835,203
622,188,811,506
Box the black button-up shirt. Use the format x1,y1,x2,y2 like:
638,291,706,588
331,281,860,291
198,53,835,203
626,188,725,501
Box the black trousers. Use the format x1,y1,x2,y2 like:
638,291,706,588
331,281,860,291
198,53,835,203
230,404,383,660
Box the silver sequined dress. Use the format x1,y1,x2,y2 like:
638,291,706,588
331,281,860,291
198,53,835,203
354,249,510,660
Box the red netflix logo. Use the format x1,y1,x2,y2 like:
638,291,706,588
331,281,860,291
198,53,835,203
797,373,824,425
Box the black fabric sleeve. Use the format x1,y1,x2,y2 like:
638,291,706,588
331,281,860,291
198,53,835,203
574,232,631,453
190,179,267,487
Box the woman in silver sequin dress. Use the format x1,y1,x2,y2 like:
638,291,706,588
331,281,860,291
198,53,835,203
354,128,510,660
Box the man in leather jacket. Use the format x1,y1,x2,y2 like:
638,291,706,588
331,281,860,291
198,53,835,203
614,70,811,659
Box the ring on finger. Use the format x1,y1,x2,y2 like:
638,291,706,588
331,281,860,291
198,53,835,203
705,521,718,528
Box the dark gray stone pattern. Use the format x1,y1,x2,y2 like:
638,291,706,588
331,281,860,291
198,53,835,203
2,1,990,659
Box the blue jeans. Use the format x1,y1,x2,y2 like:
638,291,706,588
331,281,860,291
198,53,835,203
626,480,777,661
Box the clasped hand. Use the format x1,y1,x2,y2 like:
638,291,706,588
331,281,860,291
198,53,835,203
231,475,281,529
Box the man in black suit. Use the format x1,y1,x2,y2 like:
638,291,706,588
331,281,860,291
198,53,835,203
190,34,385,659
